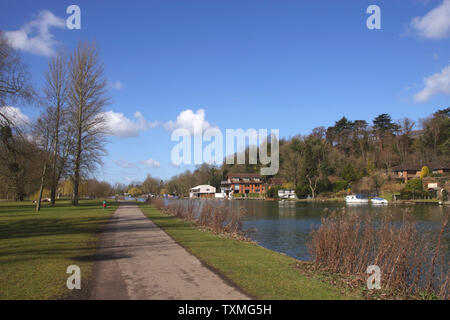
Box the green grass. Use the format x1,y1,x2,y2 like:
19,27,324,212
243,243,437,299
138,204,361,300
0,200,117,299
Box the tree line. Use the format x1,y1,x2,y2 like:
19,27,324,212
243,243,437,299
158,109,448,198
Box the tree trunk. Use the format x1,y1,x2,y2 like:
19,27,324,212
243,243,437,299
36,163,47,212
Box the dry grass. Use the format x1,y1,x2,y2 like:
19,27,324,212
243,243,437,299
147,197,246,238
309,208,449,299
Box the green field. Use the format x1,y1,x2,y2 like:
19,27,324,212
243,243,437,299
0,200,117,299
138,203,361,300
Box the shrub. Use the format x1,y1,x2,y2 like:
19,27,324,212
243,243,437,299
295,184,310,198
153,198,245,236
332,180,348,192
420,166,430,179
266,186,279,198
309,209,449,298
405,178,423,192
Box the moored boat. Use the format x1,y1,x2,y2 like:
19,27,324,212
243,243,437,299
371,197,388,204
345,194,369,204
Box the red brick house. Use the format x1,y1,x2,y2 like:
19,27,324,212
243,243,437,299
221,173,266,195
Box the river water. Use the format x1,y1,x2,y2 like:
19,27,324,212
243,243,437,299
231,200,450,262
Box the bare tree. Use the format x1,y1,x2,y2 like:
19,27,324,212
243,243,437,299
67,42,109,205
0,31,35,109
32,114,53,211
43,50,71,205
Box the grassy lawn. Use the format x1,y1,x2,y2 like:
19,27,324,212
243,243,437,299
0,200,117,299
138,204,361,300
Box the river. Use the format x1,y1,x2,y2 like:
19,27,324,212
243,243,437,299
233,200,450,262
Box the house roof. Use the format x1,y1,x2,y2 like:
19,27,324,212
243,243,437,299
190,185,215,192
268,178,284,185
227,173,262,178
390,162,450,172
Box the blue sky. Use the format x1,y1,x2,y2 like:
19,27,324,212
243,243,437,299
1,0,449,184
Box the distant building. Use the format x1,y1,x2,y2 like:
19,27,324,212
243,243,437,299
189,185,216,198
221,173,266,196
390,162,450,182
268,178,284,189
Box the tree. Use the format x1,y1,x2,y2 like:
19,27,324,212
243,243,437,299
142,174,162,195
33,114,54,211
395,117,415,164
128,187,143,198
43,50,71,205
0,32,37,200
0,31,35,107
420,166,429,179
421,108,449,157
405,178,423,192
303,135,328,199
67,42,110,205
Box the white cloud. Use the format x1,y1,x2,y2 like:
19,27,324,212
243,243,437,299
411,0,450,39
101,110,158,138
142,158,161,168
414,64,450,102
4,10,65,57
164,109,217,135
0,106,30,126
113,160,136,168
112,81,123,90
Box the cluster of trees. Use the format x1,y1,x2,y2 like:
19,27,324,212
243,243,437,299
0,31,110,209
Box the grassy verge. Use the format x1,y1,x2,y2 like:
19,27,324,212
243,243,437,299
0,200,117,299
138,203,361,300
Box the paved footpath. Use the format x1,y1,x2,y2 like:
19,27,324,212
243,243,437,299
89,202,249,300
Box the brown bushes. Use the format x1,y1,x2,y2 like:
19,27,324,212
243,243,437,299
148,197,245,236
309,208,449,298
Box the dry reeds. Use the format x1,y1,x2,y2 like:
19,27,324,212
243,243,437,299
148,197,245,236
309,208,449,298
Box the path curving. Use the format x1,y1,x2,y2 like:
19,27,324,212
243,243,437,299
89,202,249,300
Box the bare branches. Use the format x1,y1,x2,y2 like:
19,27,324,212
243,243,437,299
67,42,110,205
0,31,36,106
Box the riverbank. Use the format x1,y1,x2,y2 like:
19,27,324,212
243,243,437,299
138,203,360,299
139,202,448,300
0,200,118,299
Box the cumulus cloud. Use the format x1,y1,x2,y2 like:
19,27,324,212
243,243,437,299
4,10,65,57
411,0,450,39
142,158,161,168
113,160,136,168
101,111,158,138
414,65,450,102
164,109,217,135
0,106,30,126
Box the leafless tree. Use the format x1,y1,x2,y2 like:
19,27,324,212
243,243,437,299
42,50,72,205
32,114,54,211
67,42,109,205
0,31,35,110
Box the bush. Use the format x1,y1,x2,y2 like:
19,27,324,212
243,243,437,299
332,180,348,192
266,186,279,198
295,184,310,198
405,178,423,192
309,209,449,298
420,166,430,179
247,193,261,198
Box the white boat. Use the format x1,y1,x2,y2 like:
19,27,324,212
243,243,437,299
371,197,388,204
345,194,369,204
